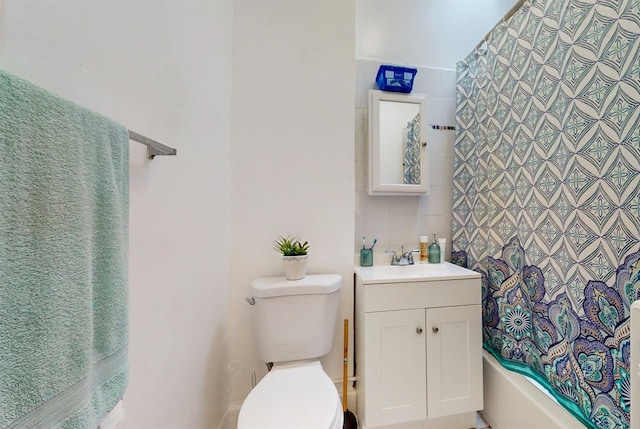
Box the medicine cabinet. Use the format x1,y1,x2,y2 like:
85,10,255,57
367,90,429,195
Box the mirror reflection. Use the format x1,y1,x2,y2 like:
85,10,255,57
379,100,421,185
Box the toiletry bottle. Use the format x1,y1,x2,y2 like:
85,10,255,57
428,233,440,263
420,236,428,262
438,237,446,263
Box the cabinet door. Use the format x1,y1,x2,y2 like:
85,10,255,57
364,309,427,427
426,304,483,418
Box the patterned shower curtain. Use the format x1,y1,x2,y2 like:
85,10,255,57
451,1,640,428
404,113,421,184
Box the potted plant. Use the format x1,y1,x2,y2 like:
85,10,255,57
273,235,310,280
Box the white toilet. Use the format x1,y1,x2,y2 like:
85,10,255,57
238,274,343,429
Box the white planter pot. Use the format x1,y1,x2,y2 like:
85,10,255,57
282,255,308,280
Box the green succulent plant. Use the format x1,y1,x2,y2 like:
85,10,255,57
272,235,309,256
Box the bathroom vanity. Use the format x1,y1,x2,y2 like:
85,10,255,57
354,263,483,429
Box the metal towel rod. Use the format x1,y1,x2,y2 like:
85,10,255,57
128,130,177,160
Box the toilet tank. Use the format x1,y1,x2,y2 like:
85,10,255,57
248,274,342,363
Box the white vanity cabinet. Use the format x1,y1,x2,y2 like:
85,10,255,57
355,263,483,429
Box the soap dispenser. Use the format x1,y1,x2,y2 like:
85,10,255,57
428,233,440,263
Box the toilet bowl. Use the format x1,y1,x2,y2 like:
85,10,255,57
239,274,344,429
237,361,343,429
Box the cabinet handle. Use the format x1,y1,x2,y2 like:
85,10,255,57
416,327,423,334
432,326,439,333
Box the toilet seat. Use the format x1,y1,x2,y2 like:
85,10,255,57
237,361,343,429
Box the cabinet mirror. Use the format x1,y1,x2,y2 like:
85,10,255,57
368,90,428,195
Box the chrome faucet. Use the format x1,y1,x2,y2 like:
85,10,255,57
386,246,419,266
385,249,400,265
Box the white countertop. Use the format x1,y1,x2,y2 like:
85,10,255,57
354,261,481,284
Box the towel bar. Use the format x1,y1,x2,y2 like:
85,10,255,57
128,130,177,159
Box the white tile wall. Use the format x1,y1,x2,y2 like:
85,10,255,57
355,60,457,263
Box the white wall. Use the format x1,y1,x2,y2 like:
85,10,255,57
228,0,356,419
0,0,518,427
354,0,518,261
357,0,519,70
356,60,458,261
0,1,233,428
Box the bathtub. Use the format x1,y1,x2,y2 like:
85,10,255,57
481,350,587,429
483,300,640,429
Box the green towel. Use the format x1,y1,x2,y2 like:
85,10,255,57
0,69,129,429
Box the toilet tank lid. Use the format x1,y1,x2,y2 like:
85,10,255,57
250,274,342,298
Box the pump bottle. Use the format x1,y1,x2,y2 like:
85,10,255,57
428,233,440,263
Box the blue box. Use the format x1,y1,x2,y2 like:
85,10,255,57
376,65,418,93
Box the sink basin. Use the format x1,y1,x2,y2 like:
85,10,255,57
355,261,481,284
369,264,444,277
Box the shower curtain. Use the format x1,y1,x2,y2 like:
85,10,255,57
451,1,640,428
404,113,421,184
